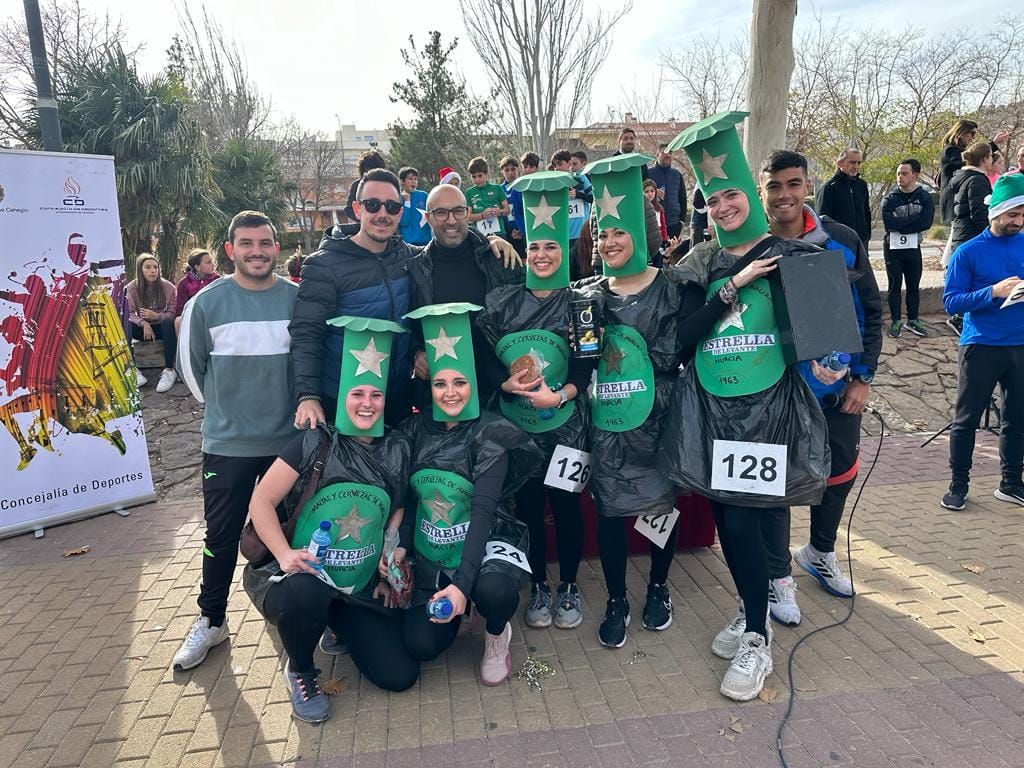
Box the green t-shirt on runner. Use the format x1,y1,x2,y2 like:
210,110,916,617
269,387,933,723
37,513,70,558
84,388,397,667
466,182,508,236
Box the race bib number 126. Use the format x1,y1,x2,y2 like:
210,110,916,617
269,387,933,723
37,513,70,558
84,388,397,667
544,445,591,493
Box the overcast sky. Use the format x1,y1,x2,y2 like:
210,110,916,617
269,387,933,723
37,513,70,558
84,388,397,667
2,0,977,134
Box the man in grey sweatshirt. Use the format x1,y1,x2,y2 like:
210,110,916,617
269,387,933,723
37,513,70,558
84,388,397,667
173,210,298,671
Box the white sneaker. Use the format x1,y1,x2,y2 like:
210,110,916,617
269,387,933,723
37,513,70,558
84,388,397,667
480,622,512,685
720,631,774,701
135,369,147,387
172,616,229,671
156,368,177,393
711,599,746,659
794,543,854,598
768,576,801,626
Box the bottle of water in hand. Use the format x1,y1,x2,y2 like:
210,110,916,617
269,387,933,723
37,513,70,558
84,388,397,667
819,351,851,372
306,521,332,571
426,597,454,620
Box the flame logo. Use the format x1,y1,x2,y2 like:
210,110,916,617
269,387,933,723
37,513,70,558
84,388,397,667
64,177,81,196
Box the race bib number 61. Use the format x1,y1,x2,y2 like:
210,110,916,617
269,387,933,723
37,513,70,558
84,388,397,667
710,440,787,496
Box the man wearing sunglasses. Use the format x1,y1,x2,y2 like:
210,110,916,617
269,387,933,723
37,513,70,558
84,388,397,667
407,183,526,403
291,169,520,431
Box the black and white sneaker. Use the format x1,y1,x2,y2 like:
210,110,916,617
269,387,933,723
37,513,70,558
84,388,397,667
994,484,1024,507
945,315,963,335
642,583,673,630
598,597,630,648
940,481,969,511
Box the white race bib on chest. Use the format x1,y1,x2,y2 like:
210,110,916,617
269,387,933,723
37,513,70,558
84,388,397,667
711,440,787,496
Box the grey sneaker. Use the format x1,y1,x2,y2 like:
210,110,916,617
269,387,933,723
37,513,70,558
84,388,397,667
284,660,330,723
319,628,348,656
554,582,583,629
711,600,746,659
793,543,854,598
172,616,229,671
768,576,801,626
525,582,553,628
720,631,774,702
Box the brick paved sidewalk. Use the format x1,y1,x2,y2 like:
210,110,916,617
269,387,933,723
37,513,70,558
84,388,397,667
1,431,1023,768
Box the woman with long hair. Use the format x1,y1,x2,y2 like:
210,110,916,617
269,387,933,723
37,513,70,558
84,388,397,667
174,248,219,333
127,254,178,392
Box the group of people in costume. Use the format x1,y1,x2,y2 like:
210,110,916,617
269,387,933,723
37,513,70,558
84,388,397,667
242,112,847,722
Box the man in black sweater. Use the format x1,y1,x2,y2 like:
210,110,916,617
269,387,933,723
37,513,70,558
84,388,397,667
408,184,525,402
881,159,935,337
817,147,872,249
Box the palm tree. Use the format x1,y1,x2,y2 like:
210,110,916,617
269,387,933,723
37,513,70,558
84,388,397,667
213,138,294,234
59,47,223,276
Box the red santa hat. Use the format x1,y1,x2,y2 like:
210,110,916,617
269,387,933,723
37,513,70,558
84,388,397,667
438,166,462,185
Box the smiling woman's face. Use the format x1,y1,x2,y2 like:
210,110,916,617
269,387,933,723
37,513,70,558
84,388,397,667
431,369,471,418
596,227,633,269
344,385,384,431
527,239,563,279
706,188,750,232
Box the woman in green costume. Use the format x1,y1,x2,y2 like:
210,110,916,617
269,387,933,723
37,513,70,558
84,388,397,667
243,317,416,724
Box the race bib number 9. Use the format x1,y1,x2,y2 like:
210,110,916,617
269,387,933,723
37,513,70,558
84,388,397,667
544,445,591,492
567,199,585,219
888,232,919,249
476,216,501,235
711,440,787,496
482,540,532,573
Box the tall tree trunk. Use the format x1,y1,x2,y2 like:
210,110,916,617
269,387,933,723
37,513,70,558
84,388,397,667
744,0,797,171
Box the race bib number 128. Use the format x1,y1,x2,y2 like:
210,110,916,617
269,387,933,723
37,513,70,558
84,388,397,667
710,440,787,496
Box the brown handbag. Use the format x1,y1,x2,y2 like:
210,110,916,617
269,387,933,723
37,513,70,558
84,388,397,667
239,431,331,567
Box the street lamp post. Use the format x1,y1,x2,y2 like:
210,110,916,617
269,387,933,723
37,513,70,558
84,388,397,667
23,0,62,151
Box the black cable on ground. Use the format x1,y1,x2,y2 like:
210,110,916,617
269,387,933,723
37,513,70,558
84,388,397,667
776,408,886,768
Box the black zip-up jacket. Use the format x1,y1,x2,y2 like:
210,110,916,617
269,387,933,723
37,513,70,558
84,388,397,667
882,186,935,240
290,224,417,409
407,229,525,308
948,168,992,252
816,170,872,245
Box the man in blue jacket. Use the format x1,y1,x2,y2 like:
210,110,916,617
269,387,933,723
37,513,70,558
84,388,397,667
757,150,883,626
940,173,1024,511
881,159,935,338
398,167,430,245
648,144,688,239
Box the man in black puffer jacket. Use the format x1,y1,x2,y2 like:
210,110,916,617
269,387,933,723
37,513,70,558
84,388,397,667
292,171,519,429
816,147,872,249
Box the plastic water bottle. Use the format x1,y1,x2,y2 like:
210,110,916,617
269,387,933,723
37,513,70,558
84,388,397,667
819,351,852,372
534,390,556,421
306,521,332,571
426,597,454,620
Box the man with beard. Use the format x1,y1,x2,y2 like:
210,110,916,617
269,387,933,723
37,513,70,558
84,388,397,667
292,171,519,431
174,211,298,670
614,127,649,181
941,173,1024,511
408,183,526,403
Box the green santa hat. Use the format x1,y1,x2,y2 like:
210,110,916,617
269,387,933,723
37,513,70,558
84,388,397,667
986,172,1024,220
404,302,482,422
509,170,577,289
667,111,768,248
328,316,408,437
581,152,653,276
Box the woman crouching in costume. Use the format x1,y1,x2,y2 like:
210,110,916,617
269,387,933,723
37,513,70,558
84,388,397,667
243,317,415,723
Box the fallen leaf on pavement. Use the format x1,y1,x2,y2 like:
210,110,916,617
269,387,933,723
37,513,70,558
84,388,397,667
758,686,779,703
323,678,347,695
729,722,744,734
729,715,740,725
967,627,986,644
62,546,90,557
962,563,986,574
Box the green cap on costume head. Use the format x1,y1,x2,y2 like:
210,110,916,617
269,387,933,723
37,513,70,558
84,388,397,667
328,315,408,437
668,111,768,248
581,152,653,276
403,302,482,422
509,170,576,289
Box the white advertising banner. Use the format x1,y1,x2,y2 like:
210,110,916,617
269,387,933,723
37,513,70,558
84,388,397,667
0,149,156,538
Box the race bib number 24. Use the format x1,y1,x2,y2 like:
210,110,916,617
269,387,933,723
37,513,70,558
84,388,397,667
710,440,787,496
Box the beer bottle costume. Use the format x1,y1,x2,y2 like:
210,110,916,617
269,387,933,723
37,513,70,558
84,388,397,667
658,112,829,702
476,171,589,626
573,152,687,647
243,317,421,698
399,303,542,673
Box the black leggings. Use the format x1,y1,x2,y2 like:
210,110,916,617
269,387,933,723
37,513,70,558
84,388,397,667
131,317,177,369
514,476,583,585
403,570,521,660
883,246,923,322
710,502,775,641
596,514,679,600
262,574,419,692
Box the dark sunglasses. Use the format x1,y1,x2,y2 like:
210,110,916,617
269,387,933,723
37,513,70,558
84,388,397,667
359,198,403,215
